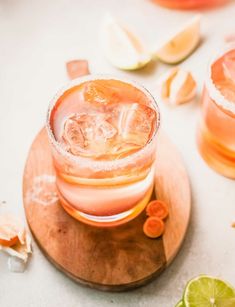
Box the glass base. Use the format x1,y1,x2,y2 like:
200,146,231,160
57,185,153,227
197,131,235,179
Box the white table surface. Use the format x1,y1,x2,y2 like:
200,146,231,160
0,1,235,306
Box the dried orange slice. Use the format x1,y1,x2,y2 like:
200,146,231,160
143,217,165,238
146,200,169,220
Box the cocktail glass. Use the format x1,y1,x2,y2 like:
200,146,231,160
197,45,235,179
152,0,228,9
46,76,160,227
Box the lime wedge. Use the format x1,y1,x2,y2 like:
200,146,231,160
183,275,235,307
217,298,235,307
176,300,185,307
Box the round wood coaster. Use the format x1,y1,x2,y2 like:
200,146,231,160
23,128,191,291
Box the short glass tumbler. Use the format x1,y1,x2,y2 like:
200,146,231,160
197,45,235,179
46,76,160,227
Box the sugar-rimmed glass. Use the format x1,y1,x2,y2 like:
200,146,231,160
197,44,235,178
46,75,160,227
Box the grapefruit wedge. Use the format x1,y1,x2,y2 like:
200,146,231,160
152,15,201,64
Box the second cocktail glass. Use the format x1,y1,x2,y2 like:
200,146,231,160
197,45,235,179
152,0,228,9
46,76,160,227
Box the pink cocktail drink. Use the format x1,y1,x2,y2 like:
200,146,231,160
197,46,235,178
46,76,160,226
152,0,227,9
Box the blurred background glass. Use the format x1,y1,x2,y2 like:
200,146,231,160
152,0,228,10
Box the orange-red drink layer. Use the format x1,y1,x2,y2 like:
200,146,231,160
197,48,235,178
152,0,227,9
47,77,160,226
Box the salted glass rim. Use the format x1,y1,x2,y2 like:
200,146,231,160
46,74,160,171
205,43,235,114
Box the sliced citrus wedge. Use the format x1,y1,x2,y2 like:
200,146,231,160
152,15,201,64
183,275,235,307
157,67,179,99
169,69,197,105
0,214,32,262
101,14,151,70
158,67,197,105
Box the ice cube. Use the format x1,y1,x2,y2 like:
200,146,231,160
66,60,90,80
61,113,117,157
112,102,155,143
62,117,85,148
105,102,156,158
8,256,26,273
96,118,117,140
60,101,156,159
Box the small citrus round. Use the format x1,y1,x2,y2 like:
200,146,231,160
143,217,165,238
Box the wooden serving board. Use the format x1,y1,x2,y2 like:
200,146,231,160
23,128,191,291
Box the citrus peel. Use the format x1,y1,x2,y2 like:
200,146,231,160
158,67,197,105
0,214,32,262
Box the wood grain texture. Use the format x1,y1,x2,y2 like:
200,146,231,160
155,133,191,264
23,128,190,291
